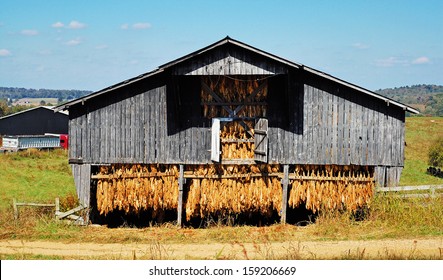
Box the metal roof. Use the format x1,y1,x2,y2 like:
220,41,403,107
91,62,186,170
0,106,68,120
55,36,419,114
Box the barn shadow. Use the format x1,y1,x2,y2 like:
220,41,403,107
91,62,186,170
286,204,318,226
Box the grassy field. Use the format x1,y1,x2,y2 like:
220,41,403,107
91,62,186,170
400,116,443,185
0,149,76,212
0,117,442,259
12,98,59,106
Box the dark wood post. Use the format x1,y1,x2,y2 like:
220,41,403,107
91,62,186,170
281,165,289,224
177,164,184,227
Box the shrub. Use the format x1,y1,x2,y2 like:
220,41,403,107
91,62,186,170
428,137,443,167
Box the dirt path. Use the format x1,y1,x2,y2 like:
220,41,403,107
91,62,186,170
1,238,442,259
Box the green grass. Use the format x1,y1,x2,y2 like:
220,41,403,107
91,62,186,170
400,116,443,186
0,149,77,212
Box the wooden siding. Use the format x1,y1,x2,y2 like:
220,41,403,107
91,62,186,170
268,83,405,166
172,44,287,75
71,164,91,207
69,77,405,168
69,84,212,164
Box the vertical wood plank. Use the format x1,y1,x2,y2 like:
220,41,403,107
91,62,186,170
332,92,339,164
338,94,345,165
177,164,184,227
281,165,289,224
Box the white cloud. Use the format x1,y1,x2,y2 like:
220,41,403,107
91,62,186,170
132,22,151,29
95,44,108,50
21,29,39,36
352,42,369,49
121,22,152,30
0,49,11,56
412,56,430,65
38,49,52,55
374,56,408,67
67,20,86,29
65,38,82,46
52,22,64,28
129,59,139,65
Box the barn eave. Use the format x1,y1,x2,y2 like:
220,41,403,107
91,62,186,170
55,36,419,114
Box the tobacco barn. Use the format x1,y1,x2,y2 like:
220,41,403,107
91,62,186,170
57,37,418,226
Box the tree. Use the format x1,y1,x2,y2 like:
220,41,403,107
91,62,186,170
428,137,443,167
0,99,8,117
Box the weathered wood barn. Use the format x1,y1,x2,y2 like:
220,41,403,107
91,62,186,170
57,37,418,225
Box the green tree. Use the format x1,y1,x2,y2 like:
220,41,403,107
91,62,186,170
428,137,443,167
0,99,9,117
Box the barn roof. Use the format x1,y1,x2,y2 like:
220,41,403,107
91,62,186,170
0,106,68,121
56,36,419,114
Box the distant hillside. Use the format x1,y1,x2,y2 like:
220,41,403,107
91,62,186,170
0,87,92,103
375,84,443,116
1,85,442,116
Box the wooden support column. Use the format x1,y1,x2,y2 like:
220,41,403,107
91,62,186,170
177,164,184,227
281,165,289,224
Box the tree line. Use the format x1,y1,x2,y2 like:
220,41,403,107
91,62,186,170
1,84,442,118
0,87,91,103
375,84,443,116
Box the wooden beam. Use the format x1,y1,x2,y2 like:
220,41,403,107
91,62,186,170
201,81,234,116
92,171,373,182
91,172,177,179
288,175,374,182
56,205,86,220
177,164,184,227
184,172,281,179
202,102,267,106
281,165,289,224
233,81,267,116
376,184,443,192
14,202,56,207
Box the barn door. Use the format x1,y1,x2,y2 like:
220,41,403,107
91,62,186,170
254,118,268,162
211,118,221,162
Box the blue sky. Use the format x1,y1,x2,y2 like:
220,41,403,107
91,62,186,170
0,0,442,91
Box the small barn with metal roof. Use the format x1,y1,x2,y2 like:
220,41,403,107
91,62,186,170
57,37,418,226
0,106,68,136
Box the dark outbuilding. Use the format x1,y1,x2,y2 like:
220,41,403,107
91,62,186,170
0,106,68,136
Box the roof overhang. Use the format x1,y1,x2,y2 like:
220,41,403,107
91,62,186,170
55,36,419,114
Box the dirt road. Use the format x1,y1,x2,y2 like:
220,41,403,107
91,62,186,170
1,238,442,259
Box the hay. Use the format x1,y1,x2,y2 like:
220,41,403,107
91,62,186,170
96,164,179,217
185,164,281,221
288,165,374,213
220,121,255,159
201,76,267,119
95,162,374,221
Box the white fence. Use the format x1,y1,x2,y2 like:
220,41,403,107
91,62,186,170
376,185,443,198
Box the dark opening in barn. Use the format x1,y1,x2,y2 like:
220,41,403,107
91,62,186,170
56,37,418,227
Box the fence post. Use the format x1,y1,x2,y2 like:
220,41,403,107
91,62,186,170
13,198,18,220
55,197,60,220
177,164,184,227
281,165,289,224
